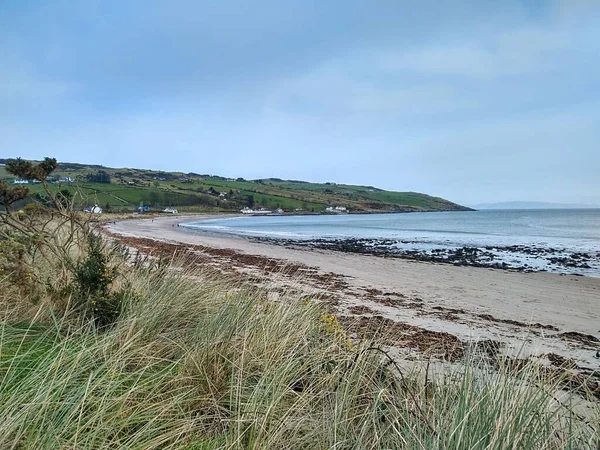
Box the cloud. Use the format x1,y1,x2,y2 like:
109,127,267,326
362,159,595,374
1,0,599,205
264,58,479,119
375,25,577,80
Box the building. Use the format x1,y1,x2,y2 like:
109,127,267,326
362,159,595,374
84,205,102,214
325,206,348,213
163,207,178,214
13,179,29,184
240,207,272,215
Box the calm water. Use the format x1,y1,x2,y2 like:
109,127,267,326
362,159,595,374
182,210,600,276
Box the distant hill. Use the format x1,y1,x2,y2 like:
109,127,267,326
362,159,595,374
0,158,472,214
472,201,600,210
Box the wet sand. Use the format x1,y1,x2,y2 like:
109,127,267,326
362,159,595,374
106,215,600,374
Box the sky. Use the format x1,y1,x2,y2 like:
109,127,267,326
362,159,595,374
1,0,599,206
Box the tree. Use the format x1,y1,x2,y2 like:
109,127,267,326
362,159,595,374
6,157,58,182
148,191,160,206
247,195,255,208
86,170,111,184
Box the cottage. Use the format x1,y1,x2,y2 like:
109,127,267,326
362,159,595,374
84,205,102,214
326,206,348,213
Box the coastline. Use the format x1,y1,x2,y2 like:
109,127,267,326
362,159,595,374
179,210,600,277
106,215,600,384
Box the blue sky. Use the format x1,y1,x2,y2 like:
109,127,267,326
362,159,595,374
2,0,599,205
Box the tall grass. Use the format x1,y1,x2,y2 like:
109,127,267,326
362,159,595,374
1,258,598,449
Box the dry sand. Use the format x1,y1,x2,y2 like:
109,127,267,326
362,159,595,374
106,214,600,371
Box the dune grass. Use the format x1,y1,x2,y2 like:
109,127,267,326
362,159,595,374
1,253,598,449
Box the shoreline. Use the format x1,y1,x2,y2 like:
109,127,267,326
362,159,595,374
105,215,600,391
179,212,600,278
249,236,600,277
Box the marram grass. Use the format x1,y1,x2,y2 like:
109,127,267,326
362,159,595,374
0,264,598,449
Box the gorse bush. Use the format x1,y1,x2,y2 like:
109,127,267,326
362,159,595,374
0,232,34,297
74,233,115,298
72,233,129,328
0,157,135,327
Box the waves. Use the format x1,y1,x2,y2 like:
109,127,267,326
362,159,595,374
182,210,600,255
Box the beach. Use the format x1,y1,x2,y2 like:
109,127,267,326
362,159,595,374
106,215,600,372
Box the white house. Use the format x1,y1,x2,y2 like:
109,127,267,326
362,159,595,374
84,205,102,214
163,207,178,214
240,207,272,215
13,179,29,184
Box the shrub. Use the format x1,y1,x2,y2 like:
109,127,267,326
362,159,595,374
72,233,128,328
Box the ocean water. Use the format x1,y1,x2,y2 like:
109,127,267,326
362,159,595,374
182,210,600,276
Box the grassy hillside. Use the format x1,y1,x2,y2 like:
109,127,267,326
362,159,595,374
0,160,471,213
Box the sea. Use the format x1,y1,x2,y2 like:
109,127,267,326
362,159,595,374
181,209,600,277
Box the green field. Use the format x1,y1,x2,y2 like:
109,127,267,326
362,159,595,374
0,160,472,213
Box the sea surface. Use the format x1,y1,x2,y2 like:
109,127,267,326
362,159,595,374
182,209,600,277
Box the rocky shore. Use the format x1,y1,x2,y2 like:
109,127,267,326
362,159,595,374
252,237,600,276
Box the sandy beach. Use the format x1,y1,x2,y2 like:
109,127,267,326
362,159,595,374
106,215,600,371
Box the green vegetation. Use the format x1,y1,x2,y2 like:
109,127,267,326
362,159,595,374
2,280,598,449
0,158,598,448
0,159,471,213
